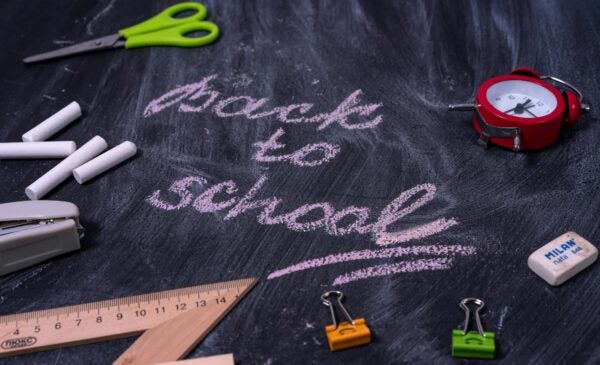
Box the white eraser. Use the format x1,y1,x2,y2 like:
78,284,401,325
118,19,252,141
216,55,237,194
73,141,137,184
528,232,598,286
22,101,82,142
0,141,76,159
25,136,107,200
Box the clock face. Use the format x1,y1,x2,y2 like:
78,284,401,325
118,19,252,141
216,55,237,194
485,80,558,118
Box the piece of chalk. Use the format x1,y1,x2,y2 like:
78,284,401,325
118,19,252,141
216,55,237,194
0,141,76,159
528,231,598,286
25,136,107,200
73,141,137,184
22,101,82,142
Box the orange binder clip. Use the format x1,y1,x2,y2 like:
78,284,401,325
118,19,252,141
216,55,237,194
321,291,371,352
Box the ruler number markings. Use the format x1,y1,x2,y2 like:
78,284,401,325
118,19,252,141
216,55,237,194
0,279,255,357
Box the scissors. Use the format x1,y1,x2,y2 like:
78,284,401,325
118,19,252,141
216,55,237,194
23,2,219,64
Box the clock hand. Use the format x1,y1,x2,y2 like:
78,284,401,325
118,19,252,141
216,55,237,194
505,102,537,116
504,98,532,114
514,99,531,114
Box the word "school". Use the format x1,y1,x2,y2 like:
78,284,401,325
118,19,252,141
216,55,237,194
147,175,458,245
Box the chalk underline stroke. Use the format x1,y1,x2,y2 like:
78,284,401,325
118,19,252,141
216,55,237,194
267,244,476,285
333,258,453,285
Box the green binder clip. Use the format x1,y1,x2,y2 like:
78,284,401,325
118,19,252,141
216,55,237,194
451,298,495,359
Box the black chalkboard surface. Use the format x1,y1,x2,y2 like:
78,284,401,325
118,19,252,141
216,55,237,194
0,0,599,364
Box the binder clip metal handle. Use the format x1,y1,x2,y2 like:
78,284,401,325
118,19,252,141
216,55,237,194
453,297,495,359
321,291,354,328
321,291,371,352
459,298,486,336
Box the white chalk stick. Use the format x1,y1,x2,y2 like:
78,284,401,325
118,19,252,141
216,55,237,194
73,141,137,184
25,136,107,200
22,101,82,142
0,141,76,159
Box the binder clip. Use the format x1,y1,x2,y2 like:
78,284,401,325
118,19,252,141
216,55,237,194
320,291,371,352
451,298,495,359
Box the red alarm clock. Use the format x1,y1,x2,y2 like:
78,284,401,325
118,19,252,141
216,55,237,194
449,68,590,151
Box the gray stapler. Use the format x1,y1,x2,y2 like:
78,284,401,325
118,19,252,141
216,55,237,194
0,201,83,275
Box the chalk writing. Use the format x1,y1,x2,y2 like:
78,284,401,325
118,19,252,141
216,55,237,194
333,258,452,285
143,73,469,285
146,175,457,243
267,244,476,280
143,75,383,130
376,218,459,245
253,128,340,166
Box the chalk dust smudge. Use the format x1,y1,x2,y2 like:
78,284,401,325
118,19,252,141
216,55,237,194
86,0,117,35
497,306,509,331
52,40,75,46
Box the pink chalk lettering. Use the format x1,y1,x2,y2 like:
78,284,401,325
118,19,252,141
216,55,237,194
332,258,453,285
146,176,207,210
248,103,314,124
376,217,458,245
143,75,217,117
253,128,340,167
192,180,239,213
148,175,457,244
179,76,221,113
143,75,384,131
325,206,372,236
373,183,436,235
267,244,476,280
252,128,290,163
308,90,383,130
257,198,288,225
288,143,340,167
283,203,335,232
213,96,269,117
224,175,279,220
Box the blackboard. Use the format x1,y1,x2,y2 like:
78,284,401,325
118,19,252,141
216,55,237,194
1,0,599,364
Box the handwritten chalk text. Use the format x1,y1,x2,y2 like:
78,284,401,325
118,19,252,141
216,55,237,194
253,128,340,166
146,175,457,244
143,75,383,130
143,72,468,285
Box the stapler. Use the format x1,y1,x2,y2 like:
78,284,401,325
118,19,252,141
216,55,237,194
0,201,83,275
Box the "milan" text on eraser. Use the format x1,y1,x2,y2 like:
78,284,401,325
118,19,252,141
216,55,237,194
528,232,598,286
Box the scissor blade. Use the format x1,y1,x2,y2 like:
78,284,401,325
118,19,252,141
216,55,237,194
23,34,125,64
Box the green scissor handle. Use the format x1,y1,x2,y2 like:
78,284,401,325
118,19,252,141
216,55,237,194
123,21,219,48
118,2,219,48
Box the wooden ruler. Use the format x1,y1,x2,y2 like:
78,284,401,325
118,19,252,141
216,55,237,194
155,354,234,365
0,278,257,358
